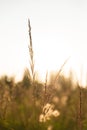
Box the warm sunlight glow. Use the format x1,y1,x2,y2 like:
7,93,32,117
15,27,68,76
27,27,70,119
0,0,87,86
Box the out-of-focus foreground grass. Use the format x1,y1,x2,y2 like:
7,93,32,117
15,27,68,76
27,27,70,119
0,71,87,130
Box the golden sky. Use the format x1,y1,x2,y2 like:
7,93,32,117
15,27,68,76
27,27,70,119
0,0,87,86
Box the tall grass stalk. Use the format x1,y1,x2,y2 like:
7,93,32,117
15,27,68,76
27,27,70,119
78,68,83,130
28,19,37,105
43,72,48,105
45,72,48,95
28,19,35,82
78,86,82,130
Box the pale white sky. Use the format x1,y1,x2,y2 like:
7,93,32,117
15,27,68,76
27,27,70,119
0,0,87,86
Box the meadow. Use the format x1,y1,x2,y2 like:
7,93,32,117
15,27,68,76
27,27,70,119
0,20,87,130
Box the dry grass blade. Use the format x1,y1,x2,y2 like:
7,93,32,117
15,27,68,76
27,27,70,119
54,56,70,83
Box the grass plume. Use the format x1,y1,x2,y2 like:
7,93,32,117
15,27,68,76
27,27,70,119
28,19,35,82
